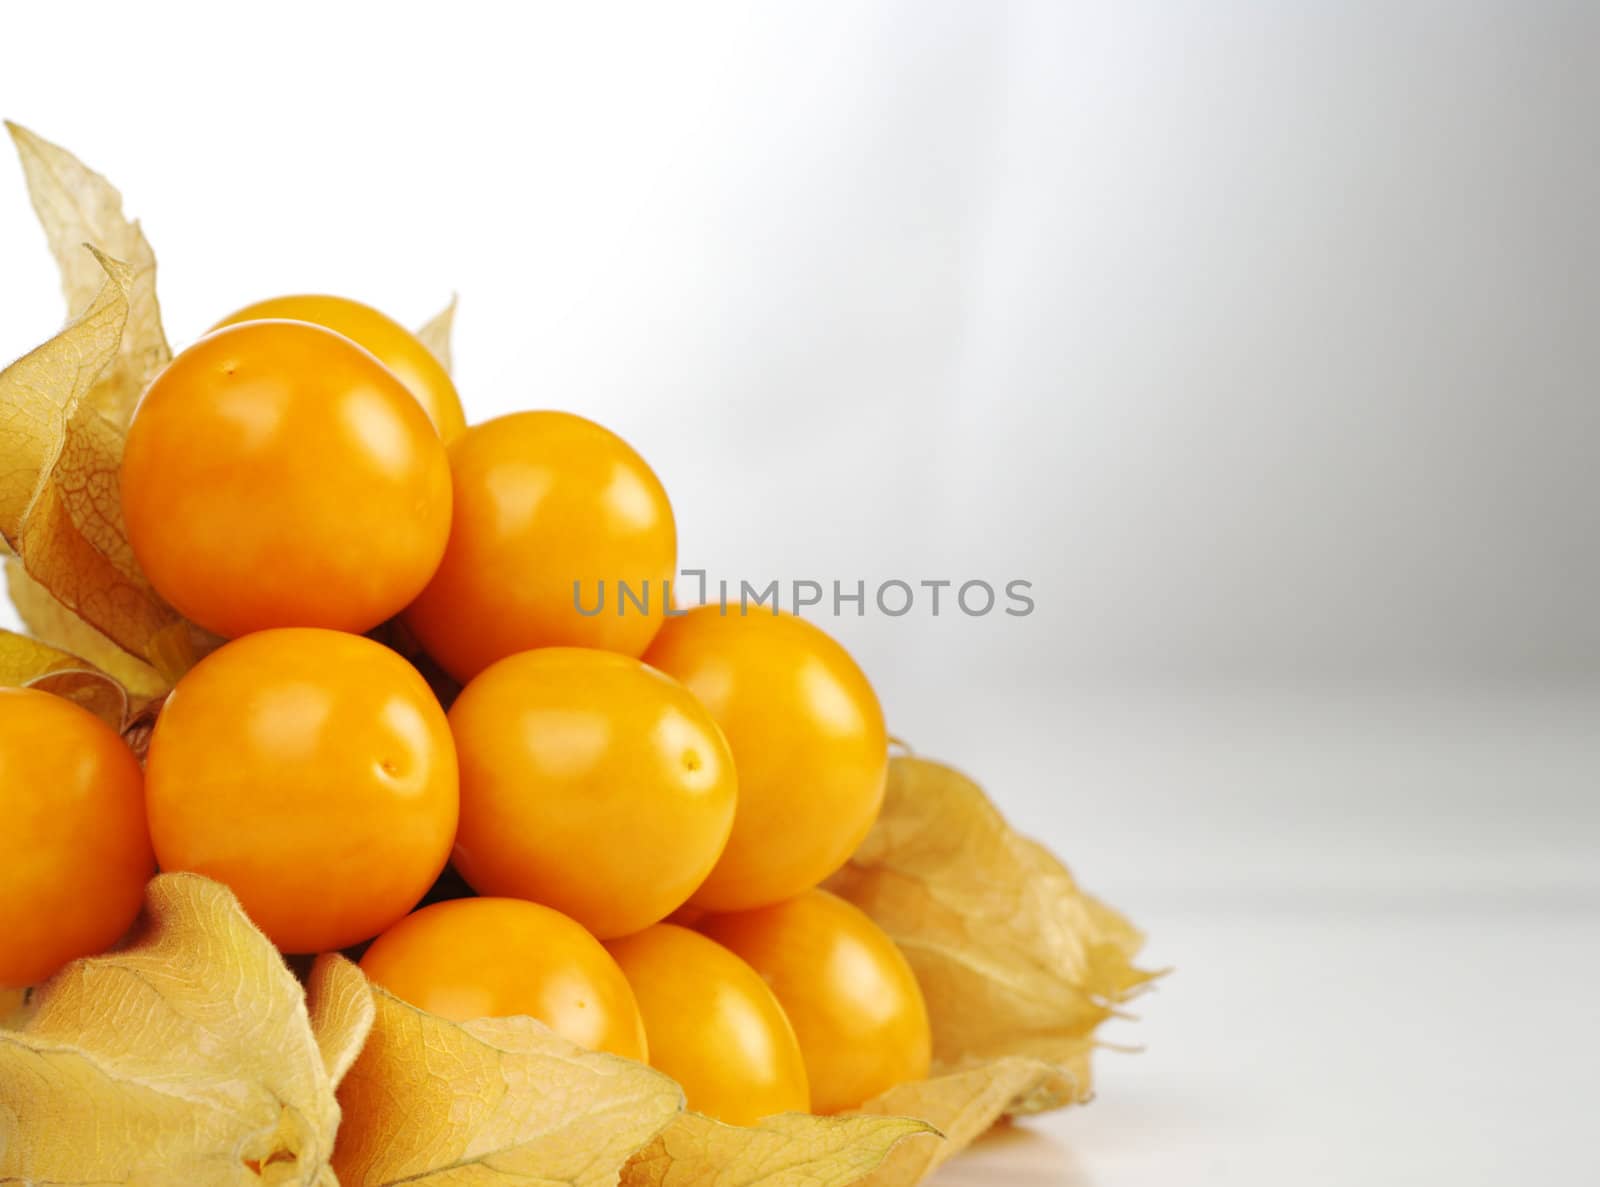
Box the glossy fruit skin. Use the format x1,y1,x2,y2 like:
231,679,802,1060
605,924,808,1123
643,608,887,911
404,411,676,682
144,629,458,953
211,295,467,441
121,320,452,640
701,889,931,1113
0,689,153,988
361,897,647,1060
448,648,736,938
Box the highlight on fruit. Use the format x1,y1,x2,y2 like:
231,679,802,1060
0,123,1161,1187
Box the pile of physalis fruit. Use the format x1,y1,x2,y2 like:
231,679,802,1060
0,124,1160,1187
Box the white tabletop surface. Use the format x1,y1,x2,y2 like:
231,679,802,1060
930,894,1600,1185
911,681,1600,1185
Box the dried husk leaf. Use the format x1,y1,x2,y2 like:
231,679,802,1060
0,626,129,726
416,295,458,373
852,1058,1075,1186
0,247,125,528
332,979,684,1186
306,954,376,1092
829,755,1157,1086
620,1112,936,1187
0,251,193,681
0,874,345,1185
118,692,168,764
6,558,165,698
821,754,1161,1175
7,121,171,426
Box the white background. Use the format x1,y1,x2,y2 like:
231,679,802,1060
3,2,1597,1183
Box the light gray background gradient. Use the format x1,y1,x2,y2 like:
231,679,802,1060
2,2,1596,1182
